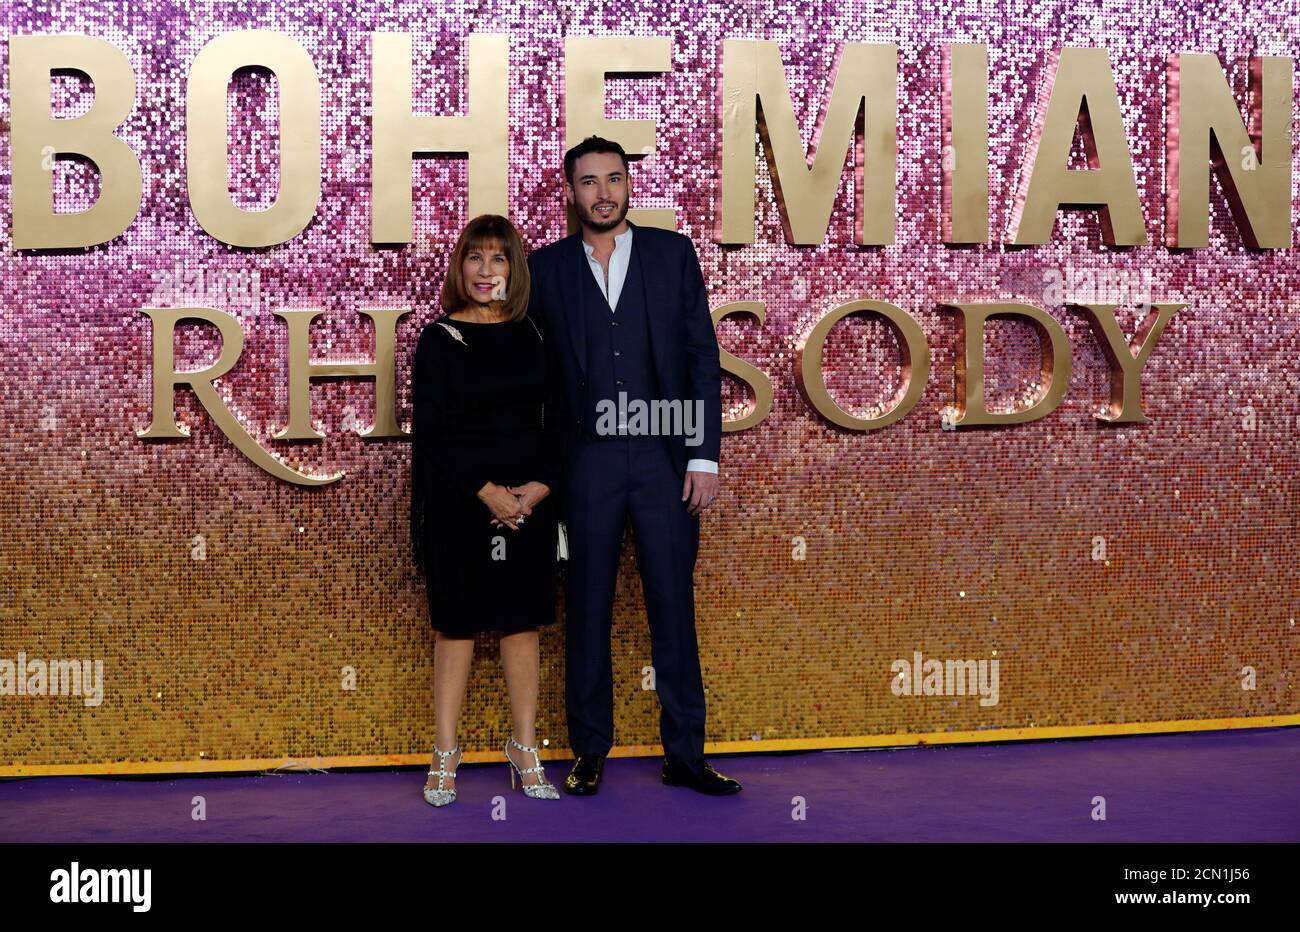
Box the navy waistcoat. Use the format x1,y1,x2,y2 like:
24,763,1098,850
579,243,660,440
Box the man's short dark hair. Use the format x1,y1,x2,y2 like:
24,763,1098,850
563,135,630,185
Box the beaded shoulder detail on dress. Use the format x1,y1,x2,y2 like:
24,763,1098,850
525,316,543,341
435,321,466,345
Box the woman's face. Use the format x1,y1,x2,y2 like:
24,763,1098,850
462,239,510,305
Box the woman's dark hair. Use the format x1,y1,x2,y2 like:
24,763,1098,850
563,135,630,185
440,214,531,322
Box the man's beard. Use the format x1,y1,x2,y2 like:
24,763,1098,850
577,196,628,231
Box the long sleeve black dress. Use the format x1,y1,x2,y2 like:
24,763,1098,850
410,313,569,636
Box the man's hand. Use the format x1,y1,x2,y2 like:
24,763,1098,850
682,469,719,516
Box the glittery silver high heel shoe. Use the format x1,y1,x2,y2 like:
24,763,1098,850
505,736,560,800
423,744,461,807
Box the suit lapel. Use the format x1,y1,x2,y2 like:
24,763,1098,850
628,220,667,377
559,233,587,377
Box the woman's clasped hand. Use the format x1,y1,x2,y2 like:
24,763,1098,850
485,480,551,529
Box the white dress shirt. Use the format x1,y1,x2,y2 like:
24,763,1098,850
581,225,718,475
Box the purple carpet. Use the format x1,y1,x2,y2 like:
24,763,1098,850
2,727,1296,842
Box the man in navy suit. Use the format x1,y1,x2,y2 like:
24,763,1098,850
526,136,741,795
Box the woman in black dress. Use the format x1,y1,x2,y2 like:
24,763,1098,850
410,214,568,807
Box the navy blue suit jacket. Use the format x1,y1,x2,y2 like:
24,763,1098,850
526,220,722,481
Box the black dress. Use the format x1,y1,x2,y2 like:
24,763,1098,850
410,313,568,636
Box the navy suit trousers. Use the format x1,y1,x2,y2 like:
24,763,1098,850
562,432,706,764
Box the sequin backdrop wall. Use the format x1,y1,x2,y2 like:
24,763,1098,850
2,0,1297,773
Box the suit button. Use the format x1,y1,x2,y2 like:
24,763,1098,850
611,320,620,326
614,350,621,357
616,379,625,386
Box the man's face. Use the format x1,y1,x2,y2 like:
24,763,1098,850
566,151,630,232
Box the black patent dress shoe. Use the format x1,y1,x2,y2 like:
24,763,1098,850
564,755,605,795
662,758,742,795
